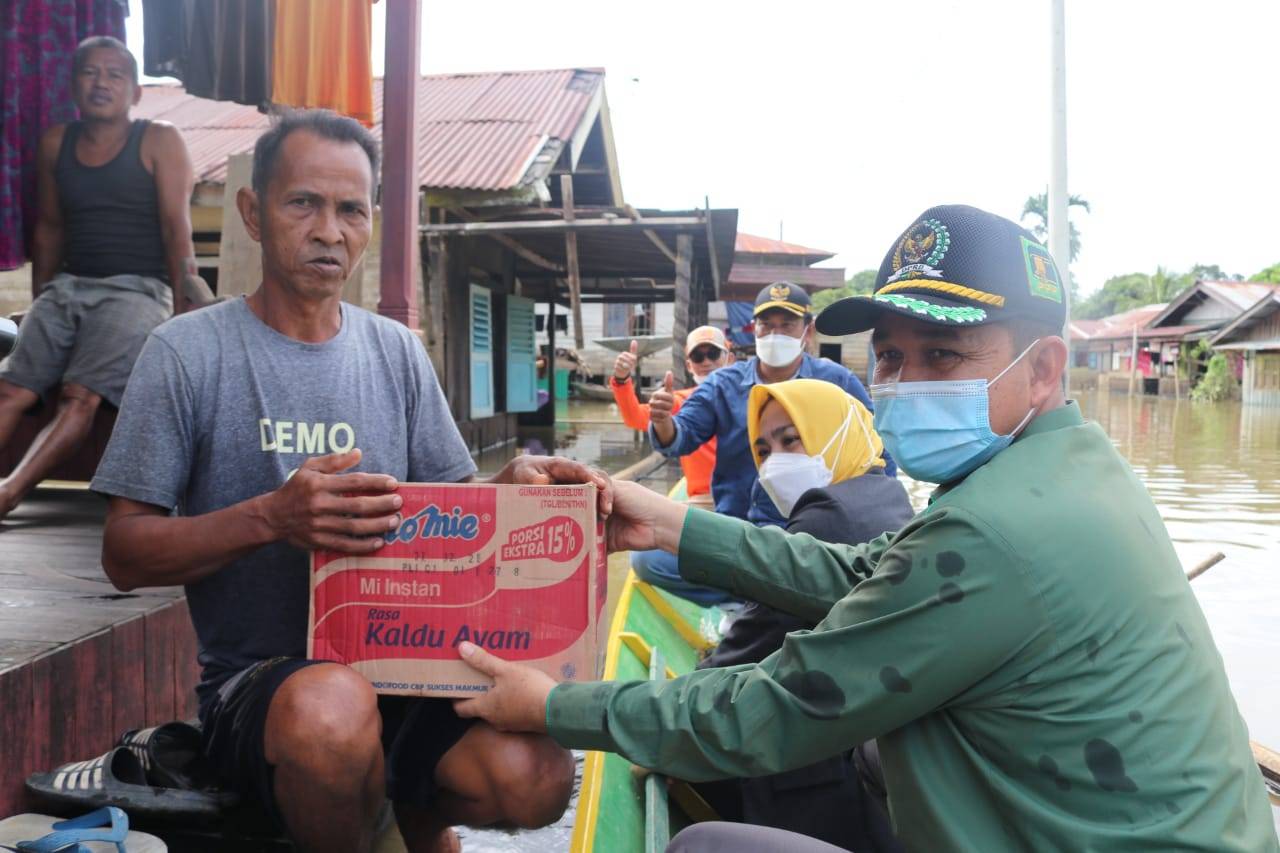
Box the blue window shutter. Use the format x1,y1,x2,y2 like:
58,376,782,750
469,284,494,418
506,294,538,412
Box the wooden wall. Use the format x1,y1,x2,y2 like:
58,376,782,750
0,599,200,817
428,233,521,453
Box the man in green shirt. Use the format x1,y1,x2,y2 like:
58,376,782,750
455,205,1278,852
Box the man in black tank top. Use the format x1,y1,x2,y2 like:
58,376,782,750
0,36,210,519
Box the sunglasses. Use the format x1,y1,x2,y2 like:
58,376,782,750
688,346,724,364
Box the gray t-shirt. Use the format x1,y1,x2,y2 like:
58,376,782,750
92,298,476,707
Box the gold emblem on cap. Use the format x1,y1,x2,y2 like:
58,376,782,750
769,283,792,301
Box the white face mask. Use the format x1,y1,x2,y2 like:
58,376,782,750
692,372,709,385
756,333,804,368
758,407,863,517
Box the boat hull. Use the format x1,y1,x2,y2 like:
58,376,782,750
571,480,721,853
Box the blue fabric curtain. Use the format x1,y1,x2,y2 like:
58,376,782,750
725,300,755,347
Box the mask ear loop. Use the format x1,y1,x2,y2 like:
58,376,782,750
854,402,877,473
817,403,859,478
987,338,1042,389
987,338,1043,438
838,397,878,476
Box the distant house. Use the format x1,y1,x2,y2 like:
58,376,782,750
1069,304,1167,375
1142,280,1280,378
717,233,864,376
566,232,847,382
1209,292,1280,407
720,232,844,347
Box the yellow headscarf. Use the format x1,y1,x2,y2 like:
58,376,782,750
747,378,885,483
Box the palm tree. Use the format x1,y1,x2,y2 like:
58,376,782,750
1147,265,1185,303
1021,191,1091,263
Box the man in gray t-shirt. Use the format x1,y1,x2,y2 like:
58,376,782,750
93,111,606,853
93,296,476,705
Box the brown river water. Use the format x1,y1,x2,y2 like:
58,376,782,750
455,391,1280,850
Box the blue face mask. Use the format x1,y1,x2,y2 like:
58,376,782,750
871,340,1040,484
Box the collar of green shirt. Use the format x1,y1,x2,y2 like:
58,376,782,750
930,400,1083,503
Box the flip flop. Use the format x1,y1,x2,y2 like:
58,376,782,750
8,806,127,853
0,807,167,852
117,723,217,792
25,747,229,822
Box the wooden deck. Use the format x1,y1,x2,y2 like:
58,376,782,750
0,488,199,818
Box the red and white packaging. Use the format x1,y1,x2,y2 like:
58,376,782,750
308,483,606,697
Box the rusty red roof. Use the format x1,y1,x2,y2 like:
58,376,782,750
1068,318,1107,340
133,68,604,193
1072,304,1168,342
734,232,835,260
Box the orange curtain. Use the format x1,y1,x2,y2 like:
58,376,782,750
271,0,375,126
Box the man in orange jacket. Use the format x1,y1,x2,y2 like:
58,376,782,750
611,326,736,605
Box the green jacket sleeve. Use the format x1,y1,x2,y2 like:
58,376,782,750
677,507,893,622
547,504,1052,781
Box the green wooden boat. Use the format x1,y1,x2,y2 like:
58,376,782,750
571,480,722,853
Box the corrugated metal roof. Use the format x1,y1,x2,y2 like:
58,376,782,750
1150,279,1280,328
734,232,834,259
1136,323,1211,340
132,68,603,192
1210,292,1280,346
1068,318,1107,340
1198,280,1280,312
1073,304,1168,341
725,263,844,288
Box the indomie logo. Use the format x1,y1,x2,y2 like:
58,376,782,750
386,504,481,544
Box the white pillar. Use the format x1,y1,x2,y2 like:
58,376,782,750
1049,0,1071,374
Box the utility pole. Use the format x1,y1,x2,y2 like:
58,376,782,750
1048,0,1071,383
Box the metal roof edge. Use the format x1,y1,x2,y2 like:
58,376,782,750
1149,279,1219,328
1208,292,1280,346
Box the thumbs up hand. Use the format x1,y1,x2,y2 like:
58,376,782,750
613,340,639,380
649,371,678,446
649,371,676,425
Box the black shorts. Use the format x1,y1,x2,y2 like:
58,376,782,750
199,657,474,829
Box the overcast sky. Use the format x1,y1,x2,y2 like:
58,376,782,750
126,0,1280,295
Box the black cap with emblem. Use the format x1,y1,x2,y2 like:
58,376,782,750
816,204,1067,335
753,281,811,318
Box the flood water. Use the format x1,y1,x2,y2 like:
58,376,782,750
457,391,1279,850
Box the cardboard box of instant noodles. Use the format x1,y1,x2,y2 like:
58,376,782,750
308,483,606,697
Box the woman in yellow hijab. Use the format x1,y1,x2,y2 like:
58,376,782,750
747,378,887,517
699,378,913,850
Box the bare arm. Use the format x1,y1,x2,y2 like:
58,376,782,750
147,122,197,314
102,450,403,591
30,126,66,295
103,495,279,590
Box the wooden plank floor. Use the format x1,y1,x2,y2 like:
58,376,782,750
0,488,199,818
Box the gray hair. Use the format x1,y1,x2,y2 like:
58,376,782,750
73,36,137,84
251,109,381,197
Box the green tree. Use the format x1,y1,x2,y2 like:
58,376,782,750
1148,266,1185,303
1074,272,1151,319
1250,262,1280,283
1020,191,1091,264
1074,263,1219,320
811,269,877,312
1186,263,1239,282
1191,351,1238,402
